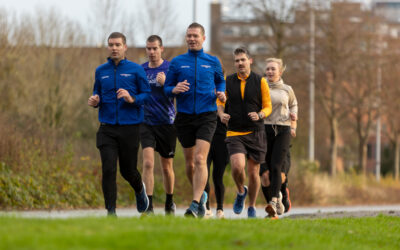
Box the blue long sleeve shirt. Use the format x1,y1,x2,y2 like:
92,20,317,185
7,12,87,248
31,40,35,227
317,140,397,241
164,49,225,114
92,58,150,125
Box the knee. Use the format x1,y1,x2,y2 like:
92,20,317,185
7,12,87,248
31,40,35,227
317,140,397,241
194,153,207,166
143,159,154,171
261,171,270,186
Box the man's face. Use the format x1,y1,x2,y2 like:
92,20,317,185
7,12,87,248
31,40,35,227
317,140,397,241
186,27,205,51
108,37,127,61
234,53,252,76
146,41,164,63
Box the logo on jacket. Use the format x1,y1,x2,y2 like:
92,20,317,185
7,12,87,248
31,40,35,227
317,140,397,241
181,66,190,68
201,65,211,68
101,75,110,79
120,74,132,77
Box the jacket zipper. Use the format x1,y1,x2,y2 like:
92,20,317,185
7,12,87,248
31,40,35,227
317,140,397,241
194,55,197,114
114,66,118,124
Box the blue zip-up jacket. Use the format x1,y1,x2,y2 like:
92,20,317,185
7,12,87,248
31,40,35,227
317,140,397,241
164,49,225,114
92,58,150,125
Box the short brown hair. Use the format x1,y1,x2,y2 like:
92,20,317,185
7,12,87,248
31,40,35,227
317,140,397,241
187,22,205,36
233,47,251,58
146,35,163,46
108,32,126,44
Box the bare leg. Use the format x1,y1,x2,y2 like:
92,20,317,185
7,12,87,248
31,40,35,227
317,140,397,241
142,147,155,195
247,158,260,207
192,139,210,202
183,147,195,185
230,153,246,194
160,156,174,194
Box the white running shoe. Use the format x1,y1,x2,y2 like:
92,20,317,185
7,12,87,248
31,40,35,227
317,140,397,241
216,209,225,219
276,192,285,215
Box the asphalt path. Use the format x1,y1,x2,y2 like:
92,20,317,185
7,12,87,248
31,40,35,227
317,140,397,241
2,204,400,219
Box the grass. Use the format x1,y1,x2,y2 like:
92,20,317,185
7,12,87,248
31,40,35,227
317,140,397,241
1,215,399,250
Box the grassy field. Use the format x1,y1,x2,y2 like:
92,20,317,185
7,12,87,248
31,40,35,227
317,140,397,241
0,215,399,250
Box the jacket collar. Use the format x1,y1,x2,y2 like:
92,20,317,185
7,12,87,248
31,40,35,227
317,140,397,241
188,48,204,56
107,57,127,66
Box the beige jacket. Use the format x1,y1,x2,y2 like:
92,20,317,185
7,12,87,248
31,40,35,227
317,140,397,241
264,78,298,126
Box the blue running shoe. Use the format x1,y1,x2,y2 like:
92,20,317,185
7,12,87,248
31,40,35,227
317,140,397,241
135,183,149,213
233,185,248,214
184,201,199,218
198,191,208,218
247,206,256,218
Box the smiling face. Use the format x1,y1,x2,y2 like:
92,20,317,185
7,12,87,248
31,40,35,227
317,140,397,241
186,27,205,51
234,53,252,77
108,37,127,63
265,61,282,83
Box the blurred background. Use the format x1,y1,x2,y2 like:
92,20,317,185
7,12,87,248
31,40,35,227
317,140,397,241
0,0,399,210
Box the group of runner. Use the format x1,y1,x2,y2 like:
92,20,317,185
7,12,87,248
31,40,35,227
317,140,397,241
88,22,298,219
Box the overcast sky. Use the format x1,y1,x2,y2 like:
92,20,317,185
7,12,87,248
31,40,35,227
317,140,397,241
0,0,372,50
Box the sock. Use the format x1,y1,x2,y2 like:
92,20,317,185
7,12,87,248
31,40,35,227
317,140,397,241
166,193,173,206
262,186,272,203
148,195,153,210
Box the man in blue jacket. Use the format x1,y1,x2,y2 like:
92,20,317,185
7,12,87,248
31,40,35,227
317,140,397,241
164,23,226,217
88,32,150,216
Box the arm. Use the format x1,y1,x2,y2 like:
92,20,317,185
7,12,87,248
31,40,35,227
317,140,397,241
164,61,178,97
88,70,101,108
132,67,151,105
259,77,272,118
290,119,297,138
288,86,298,120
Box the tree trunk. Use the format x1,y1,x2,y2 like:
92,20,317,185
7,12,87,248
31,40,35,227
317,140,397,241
395,136,399,181
329,117,338,176
359,140,368,176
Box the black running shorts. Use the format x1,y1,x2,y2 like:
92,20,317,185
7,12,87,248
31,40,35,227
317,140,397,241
140,123,177,158
225,129,267,164
174,111,217,148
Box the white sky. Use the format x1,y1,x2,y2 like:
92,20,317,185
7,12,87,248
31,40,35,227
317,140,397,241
1,0,373,50
0,0,214,49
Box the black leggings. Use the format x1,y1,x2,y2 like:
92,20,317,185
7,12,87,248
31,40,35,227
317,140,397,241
260,125,291,198
97,124,143,211
204,133,229,210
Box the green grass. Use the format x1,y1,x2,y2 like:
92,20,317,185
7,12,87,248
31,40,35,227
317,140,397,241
1,215,399,250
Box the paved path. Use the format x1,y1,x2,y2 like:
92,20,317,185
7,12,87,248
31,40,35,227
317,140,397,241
2,204,400,219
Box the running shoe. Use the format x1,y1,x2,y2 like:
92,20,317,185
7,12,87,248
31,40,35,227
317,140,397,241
276,192,285,215
247,206,256,218
204,209,214,219
184,201,199,218
165,202,176,215
198,191,208,218
233,186,248,214
216,209,225,219
282,187,291,213
107,209,117,217
265,200,278,218
135,182,149,213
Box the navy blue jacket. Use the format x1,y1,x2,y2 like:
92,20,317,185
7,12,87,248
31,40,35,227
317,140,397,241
164,49,225,114
92,58,150,125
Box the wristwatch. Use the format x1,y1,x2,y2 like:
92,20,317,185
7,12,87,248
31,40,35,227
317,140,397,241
258,112,263,119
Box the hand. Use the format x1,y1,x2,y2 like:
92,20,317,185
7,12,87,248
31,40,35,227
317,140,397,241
116,88,134,103
172,80,190,94
156,72,166,86
248,112,260,121
290,113,297,121
219,113,230,125
88,94,100,107
216,91,226,103
291,128,297,138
